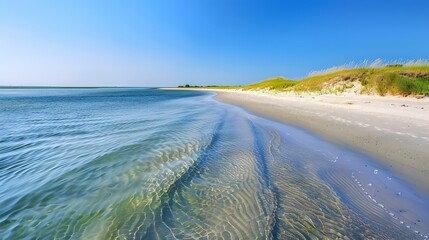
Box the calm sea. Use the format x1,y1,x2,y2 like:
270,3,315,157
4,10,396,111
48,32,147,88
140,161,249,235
0,88,428,239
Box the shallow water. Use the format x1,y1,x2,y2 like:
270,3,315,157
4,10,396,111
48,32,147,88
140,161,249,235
0,88,428,239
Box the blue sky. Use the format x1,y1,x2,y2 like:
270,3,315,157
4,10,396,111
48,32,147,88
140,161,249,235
1,0,428,87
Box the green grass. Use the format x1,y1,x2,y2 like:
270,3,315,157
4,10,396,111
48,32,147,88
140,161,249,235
178,77,297,91
240,77,297,91
393,76,429,96
294,65,429,96
179,65,429,97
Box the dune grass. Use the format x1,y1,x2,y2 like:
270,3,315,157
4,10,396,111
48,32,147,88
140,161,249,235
293,65,429,95
180,77,297,91
240,77,297,91
179,65,429,97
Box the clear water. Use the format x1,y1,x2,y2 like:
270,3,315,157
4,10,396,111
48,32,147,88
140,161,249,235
0,88,428,239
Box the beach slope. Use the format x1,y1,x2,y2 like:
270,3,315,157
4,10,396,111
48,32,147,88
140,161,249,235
214,90,429,195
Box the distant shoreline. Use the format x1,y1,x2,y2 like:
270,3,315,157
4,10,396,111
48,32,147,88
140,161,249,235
176,64,429,98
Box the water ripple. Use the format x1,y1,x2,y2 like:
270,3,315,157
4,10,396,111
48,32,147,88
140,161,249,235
1,88,428,239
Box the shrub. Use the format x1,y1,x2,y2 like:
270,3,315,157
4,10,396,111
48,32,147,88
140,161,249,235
386,64,403,68
375,81,387,96
395,77,414,96
414,78,429,94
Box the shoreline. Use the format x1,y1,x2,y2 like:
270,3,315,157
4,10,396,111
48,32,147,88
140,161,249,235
202,89,429,195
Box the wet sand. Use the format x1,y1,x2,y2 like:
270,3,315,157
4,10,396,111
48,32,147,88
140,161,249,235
212,90,429,196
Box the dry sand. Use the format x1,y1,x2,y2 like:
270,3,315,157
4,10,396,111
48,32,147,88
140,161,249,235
210,90,429,195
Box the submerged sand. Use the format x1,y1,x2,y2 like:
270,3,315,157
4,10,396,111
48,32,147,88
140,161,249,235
212,90,429,195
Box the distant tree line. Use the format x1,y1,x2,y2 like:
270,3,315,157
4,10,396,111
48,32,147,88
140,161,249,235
177,84,219,88
386,64,403,67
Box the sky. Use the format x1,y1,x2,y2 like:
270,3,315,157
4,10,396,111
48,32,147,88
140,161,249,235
1,0,428,87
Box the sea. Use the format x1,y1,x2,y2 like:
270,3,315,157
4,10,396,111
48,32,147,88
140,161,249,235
0,88,428,239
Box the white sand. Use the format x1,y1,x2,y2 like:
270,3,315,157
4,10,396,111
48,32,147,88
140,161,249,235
211,89,429,195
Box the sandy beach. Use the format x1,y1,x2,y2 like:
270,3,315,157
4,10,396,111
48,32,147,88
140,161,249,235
210,90,429,195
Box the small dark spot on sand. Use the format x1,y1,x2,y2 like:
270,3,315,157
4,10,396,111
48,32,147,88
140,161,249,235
401,104,408,107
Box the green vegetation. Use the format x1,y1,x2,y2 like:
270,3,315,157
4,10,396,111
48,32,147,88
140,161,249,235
178,84,242,89
180,65,429,97
307,66,428,96
293,65,429,96
177,77,296,90
240,77,297,91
